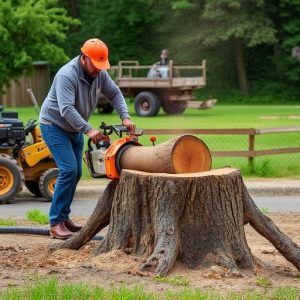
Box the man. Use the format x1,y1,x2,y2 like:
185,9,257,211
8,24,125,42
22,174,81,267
147,48,170,78
39,38,135,239
159,48,169,66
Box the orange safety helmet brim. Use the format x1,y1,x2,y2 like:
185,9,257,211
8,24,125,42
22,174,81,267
81,38,110,70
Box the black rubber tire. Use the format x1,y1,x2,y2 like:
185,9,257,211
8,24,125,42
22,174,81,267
97,94,114,114
25,180,42,197
97,102,114,114
162,101,187,115
39,168,59,202
134,91,160,117
0,154,24,203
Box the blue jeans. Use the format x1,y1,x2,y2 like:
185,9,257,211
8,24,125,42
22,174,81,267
40,123,84,225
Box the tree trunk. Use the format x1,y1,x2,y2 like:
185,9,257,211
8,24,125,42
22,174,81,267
52,167,300,276
49,180,118,251
94,168,255,275
242,184,300,270
120,134,212,174
235,38,250,95
67,0,79,18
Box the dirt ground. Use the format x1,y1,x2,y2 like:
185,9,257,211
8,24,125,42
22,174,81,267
0,213,299,295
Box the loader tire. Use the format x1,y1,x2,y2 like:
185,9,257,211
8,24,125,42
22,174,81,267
161,101,187,115
39,168,59,202
134,91,160,117
25,180,42,197
0,154,24,203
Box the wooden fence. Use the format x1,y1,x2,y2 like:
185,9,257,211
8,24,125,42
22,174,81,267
142,127,300,166
0,61,50,107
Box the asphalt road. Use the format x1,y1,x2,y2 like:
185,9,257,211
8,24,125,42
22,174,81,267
0,194,300,219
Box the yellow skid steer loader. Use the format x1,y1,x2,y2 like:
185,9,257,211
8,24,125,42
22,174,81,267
0,105,58,203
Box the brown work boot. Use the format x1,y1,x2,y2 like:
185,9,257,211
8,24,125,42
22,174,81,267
50,222,73,240
64,219,82,232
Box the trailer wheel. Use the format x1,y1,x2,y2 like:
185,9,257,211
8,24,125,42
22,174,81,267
162,101,187,115
134,92,160,117
97,95,114,114
97,102,114,114
39,168,59,202
0,154,24,203
25,180,42,197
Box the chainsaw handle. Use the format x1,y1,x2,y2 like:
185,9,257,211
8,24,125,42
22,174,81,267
87,138,96,151
99,122,143,137
100,123,127,137
87,138,110,151
113,125,128,137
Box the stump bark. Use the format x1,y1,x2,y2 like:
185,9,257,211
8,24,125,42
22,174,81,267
51,167,300,276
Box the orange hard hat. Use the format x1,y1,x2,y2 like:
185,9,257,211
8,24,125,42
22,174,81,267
81,38,110,69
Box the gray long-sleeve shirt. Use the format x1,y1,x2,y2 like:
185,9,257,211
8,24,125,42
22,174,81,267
39,56,130,133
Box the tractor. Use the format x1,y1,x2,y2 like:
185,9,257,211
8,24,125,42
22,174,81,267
0,105,58,203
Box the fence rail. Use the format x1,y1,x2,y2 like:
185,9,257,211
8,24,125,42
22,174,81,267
142,127,300,166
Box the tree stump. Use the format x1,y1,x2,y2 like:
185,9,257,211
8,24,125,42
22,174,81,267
51,167,300,276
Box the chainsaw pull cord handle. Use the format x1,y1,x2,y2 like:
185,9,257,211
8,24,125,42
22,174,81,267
87,138,102,151
87,138,94,151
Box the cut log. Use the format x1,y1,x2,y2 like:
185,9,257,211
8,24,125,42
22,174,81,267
120,134,212,174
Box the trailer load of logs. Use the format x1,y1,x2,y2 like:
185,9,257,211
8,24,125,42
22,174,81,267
51,135,300,276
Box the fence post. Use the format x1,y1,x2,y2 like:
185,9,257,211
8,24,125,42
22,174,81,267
248,134,255,169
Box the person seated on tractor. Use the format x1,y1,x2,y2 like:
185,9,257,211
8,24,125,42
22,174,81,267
39,38,136,240
147,48,170,79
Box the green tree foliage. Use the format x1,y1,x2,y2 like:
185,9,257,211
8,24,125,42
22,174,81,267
3,0,295,100
168,0,277,95
200,0,276,47
162,0,300,99
60,0,168,65
275,0,300,83
243,0,300,99
0,0,79,94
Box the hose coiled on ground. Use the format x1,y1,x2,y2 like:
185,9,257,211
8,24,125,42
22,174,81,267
0,227,104,240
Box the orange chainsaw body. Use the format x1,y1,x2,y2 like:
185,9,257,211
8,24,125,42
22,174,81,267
105,136,141,179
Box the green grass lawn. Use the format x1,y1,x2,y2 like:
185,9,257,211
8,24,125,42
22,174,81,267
5,103,300,178
12,102,300,129
1,276,299,300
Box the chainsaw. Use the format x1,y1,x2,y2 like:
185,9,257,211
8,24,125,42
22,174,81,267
84,122,143,179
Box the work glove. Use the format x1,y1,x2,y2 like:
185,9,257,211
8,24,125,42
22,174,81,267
86,128,109,143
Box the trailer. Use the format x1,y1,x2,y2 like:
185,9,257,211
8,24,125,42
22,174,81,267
97,59,209,117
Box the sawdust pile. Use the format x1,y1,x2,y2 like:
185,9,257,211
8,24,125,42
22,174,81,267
0,213,299,294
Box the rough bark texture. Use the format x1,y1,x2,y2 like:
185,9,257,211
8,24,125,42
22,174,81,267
49,180,118,251
235,38,249,96
120,135,211,174
94,168,257,275
242,184,300,271
53,168,300,276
